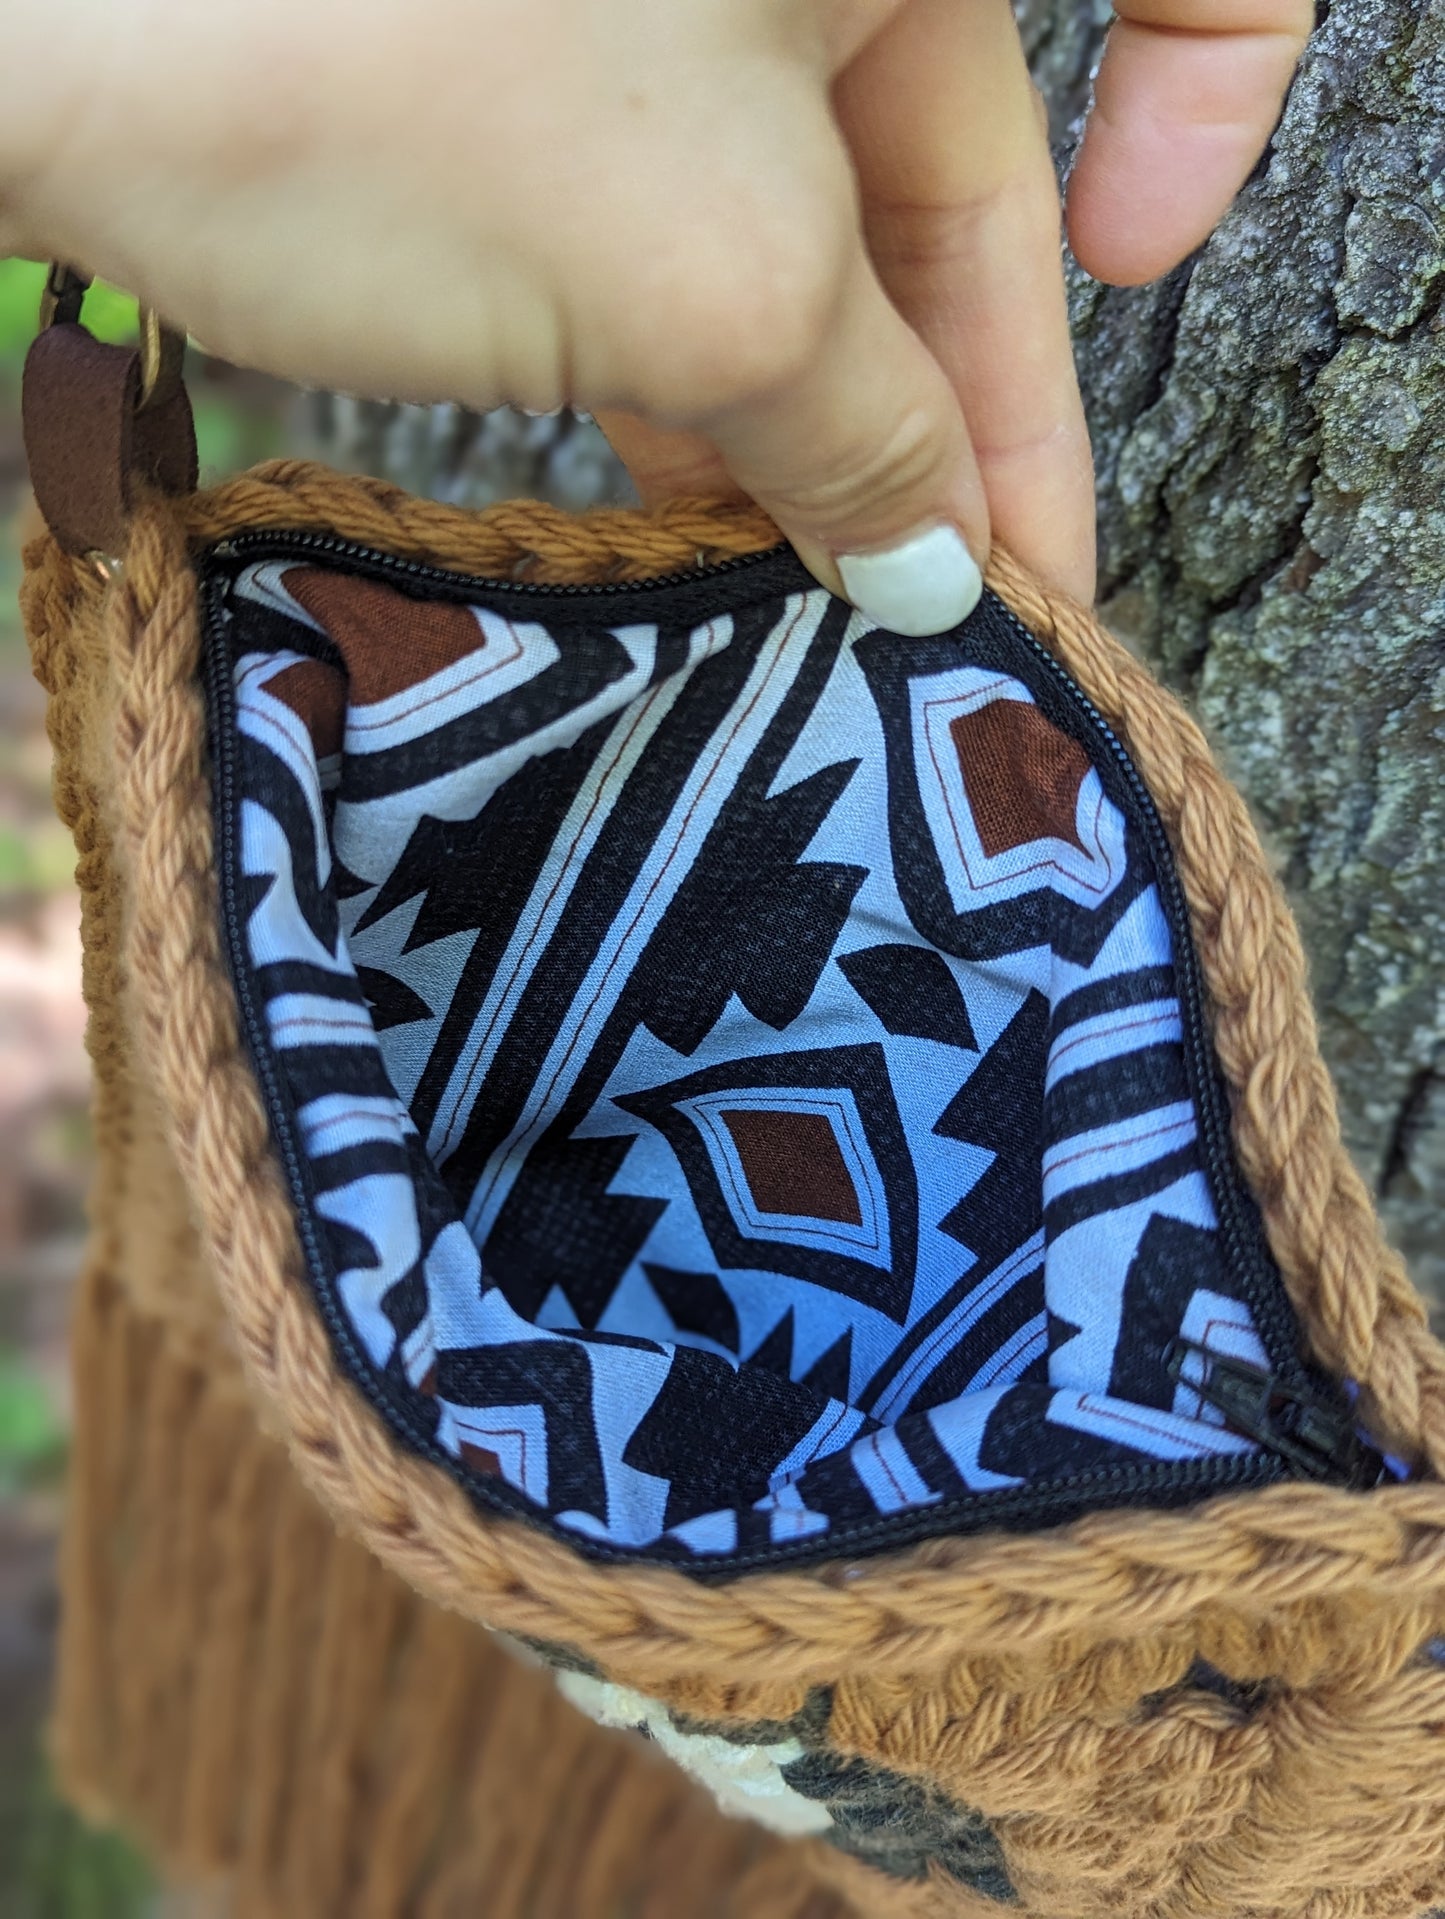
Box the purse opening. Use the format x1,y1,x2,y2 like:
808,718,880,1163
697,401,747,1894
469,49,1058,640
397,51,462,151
202,537,1335,1568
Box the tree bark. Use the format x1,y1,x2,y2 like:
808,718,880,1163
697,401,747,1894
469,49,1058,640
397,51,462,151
294,393,631,514
1060,0,1445,1310
302,0,1445,1306
1015,0,1114,148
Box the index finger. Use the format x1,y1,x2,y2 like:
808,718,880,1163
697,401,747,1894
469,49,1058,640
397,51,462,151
835,0,1097,603
1066,0,1313,287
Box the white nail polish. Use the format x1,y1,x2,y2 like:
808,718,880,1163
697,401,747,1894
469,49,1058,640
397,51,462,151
836,524,983,638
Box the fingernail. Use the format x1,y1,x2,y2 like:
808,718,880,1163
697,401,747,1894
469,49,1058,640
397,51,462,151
836,524,982,638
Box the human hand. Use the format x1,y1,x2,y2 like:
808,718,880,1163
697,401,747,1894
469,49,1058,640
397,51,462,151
1,0,1309,632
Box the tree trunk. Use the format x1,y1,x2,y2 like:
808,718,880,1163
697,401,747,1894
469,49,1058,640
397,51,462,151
293,393,632,514
302,0,1445,1308
1060,0,1445,1311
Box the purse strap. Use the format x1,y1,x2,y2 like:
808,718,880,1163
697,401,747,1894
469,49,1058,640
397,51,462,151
21,263,197,564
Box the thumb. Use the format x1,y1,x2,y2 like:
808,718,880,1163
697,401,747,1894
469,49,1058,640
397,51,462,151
699,247,989,638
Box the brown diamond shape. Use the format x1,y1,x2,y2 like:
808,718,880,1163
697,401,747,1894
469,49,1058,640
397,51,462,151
265,658,345,759
949,697,1091,858
720,1108,863,1226
285,567,493,705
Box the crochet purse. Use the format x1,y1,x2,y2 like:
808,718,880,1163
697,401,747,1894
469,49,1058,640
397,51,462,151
20,282,1445,1919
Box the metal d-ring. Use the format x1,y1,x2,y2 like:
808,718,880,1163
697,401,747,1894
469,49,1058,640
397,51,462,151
39,260,187,412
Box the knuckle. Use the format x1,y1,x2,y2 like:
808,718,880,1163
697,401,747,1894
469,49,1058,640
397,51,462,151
633,215,846,419
788,404,951,528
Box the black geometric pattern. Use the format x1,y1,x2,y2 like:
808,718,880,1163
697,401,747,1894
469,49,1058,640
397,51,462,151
1109,1215,1224,1412
641,1262,741,1354
934,988,1048,1268
353,965,432,1032
206,547,1309,1567
615,1043,918,1321
622,1344,847,1532
483,1135,667,1330
838,943,979,1051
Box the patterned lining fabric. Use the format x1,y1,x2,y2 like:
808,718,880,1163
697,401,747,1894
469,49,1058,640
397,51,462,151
212,549,1291,1565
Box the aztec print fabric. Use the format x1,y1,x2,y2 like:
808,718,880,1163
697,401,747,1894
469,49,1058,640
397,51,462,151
207,545,1300,1566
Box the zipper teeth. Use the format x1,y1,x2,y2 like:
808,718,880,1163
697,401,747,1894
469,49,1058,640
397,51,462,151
983,600,1315,1395
199,535,1342,1576
202,575,370,1382
210,527,790,598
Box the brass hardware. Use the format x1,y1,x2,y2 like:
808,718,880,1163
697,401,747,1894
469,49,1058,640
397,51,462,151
137,306,186,412
38,262,91,330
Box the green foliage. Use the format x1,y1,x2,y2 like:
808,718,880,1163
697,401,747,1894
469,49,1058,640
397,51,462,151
0,260,138,363
8,1763,153,1919
193,390,287,480
0,1349,65,1494
0,1362,145,1918
0,821,76,901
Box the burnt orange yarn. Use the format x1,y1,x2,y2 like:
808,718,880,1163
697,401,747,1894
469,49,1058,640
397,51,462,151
23,462,1445,1919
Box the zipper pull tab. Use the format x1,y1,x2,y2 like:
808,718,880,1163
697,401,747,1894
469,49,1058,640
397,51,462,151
1165,1337,1386,1489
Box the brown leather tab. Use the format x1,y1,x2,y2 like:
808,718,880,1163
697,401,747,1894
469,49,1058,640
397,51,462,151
22,322,198,556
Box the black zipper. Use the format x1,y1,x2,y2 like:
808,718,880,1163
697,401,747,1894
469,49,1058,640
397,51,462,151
207,527,789,599
198,530,1376,1576
1166,1337,1385,1488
